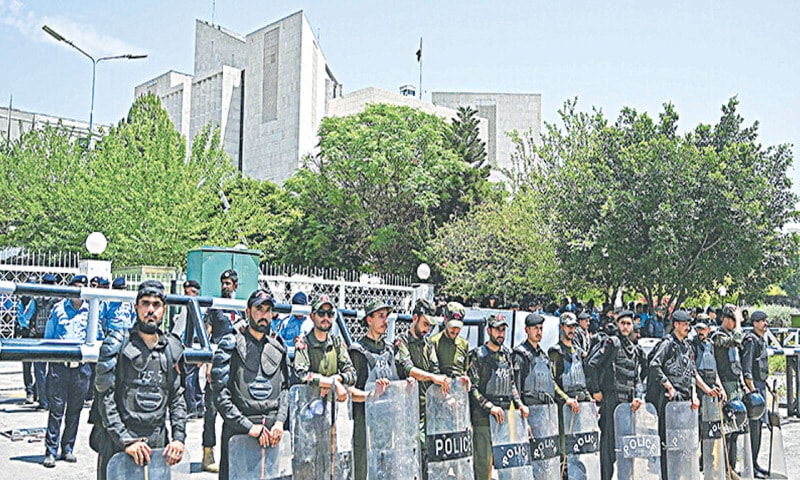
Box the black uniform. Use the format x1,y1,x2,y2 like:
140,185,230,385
92,327,187,480
513,340,556,405
712,326,744,468
586,331,643,480
468,344,525,480
647,333,696,479
742,330,769,466
211,330,290,480
350,336,399,480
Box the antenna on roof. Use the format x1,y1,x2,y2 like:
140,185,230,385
211,0,216,25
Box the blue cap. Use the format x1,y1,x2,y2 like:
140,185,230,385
112,277,126,289
96,277,110,287
42,274,58,284
291,291,308,306
69,275,88,286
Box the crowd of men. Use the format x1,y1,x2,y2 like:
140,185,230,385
10,273,779,479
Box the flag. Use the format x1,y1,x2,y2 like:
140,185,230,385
416,37,422,62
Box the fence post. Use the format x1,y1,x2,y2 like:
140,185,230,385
86,297,100,346
338,277,346,310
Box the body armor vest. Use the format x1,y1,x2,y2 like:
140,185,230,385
118,337,177,429
694,339,717,386
612,337,638,402
560,346,587,394
352,341,398,384
231,334,284,415
478,346,514,407
713,330,742,383
664,338,695,396
746,332,769,382
517,346,555,403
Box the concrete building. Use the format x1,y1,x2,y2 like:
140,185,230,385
1,106,92,144
135,10,540,184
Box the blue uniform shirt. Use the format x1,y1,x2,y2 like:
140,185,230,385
44,298,102,341
103,301,136,333
17,298,36,329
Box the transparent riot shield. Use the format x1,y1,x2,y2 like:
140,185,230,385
665,401,700,480
366,380,421,480
334,395,355,480
527,403,560,479
425,379,474,480
490,408,534,480
290,384,332,479
734,422,754,480
563,402,601,480
723,412,754,479
764,385,788,479
700,396,725,480
614,402,661,480
106,447,190,480
228,433,292,480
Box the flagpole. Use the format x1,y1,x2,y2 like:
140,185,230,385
418,37,423,100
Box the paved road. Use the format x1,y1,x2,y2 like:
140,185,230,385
1,362,798,478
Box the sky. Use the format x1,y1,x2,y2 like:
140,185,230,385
1,0,798,190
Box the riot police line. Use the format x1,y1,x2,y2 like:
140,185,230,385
0,280,792,480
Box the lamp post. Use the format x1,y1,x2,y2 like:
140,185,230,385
42,25,146,133
718,285,727,306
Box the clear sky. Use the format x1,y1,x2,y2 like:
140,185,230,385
2,0,797,190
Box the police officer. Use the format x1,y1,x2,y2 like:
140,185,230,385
349,298,400,480
42,274,101,468
211,289,290,480
273,291,312,364
394,298,451,479
514,312,556,406
549,312,592,467
173,280,204,418
294,294,357,400
469,313,528,480
692,320,726,401
574,312,592,356
585,310,644,480
712,305,744,471
202,269,245,473
742,310,770,477
34,273,60,411
92,280,186,480
647,310,699,479
17,277,38,404
430,301,470,379
101,277,135,334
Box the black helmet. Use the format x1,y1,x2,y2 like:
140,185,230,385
723,399,747,428
743,391,766,420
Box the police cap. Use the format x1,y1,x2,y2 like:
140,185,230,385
672,310,692,323
750,310,768,323
525,313,544,327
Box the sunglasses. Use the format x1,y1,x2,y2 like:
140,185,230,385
316,309,335,318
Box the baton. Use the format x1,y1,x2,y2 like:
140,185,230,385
768,378,777,475
260,416,266,480
330,386,336,480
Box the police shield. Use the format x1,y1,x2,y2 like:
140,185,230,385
723,409,754,479
527,403,560,479
228,433,292,480
764,385,788,479
490,408,534,480
563,402,601,480
700,396,726,480
665,401,700,480
334,394,355,480
106,447,190,480
366,379,421,480
290,384,332,479
614,402,661,480
425,379,474,480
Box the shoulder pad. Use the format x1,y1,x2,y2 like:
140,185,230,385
96,329,129,393
548,344,563,356
100,328,128,357
349,342,366,355
217,332,237,351
476,345,490,359
608,336,621,348
264,333,285,353
165,332,184,360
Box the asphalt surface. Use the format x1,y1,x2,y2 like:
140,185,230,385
1,361,798,479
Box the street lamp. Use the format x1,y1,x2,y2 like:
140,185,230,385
718,286,727,306
42,25,147,133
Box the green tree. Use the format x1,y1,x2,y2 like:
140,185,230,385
284,104,499,275
427,190,559,300
512,97,797,309
444,105,488,169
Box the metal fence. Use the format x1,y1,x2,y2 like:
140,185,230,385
0,250,81,338
258,265,419,340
